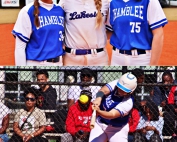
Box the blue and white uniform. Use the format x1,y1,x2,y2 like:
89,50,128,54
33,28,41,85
106,0,168,65
89,80,133,142
12,0,65,66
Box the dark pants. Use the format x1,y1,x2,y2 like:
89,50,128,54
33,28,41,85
8,133,48,142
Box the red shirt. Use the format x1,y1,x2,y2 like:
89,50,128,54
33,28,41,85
168,86,177,104
66,101,93,136
128,108,140,133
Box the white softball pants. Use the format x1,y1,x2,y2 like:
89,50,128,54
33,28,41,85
111,49,151,65
89,119,129,142
63,49,109,66
26,56,63,66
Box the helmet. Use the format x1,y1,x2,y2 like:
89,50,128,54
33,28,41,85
117,73,137,93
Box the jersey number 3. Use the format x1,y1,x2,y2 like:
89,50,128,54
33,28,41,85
130,22,141,33
59,31,64,41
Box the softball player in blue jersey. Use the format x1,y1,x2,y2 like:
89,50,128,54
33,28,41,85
106,0,168,65
12,0,65,66
89,73,137,142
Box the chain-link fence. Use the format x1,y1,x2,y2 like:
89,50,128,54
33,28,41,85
0,66,177,142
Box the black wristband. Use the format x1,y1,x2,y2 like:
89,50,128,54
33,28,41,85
96,91,104,98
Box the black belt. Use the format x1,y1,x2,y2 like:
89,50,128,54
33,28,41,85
113,46,146,55
46,56,60,63
65,47,104,55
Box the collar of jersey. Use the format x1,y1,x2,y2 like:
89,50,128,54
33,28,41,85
123,0,130,2
39,0,54,11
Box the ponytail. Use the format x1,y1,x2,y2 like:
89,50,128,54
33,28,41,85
33,0,40,27
94,0,102,28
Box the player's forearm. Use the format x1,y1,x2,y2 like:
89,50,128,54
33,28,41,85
15,37,27,65
99,86,110,96
97,109,120,119
150,27,164,65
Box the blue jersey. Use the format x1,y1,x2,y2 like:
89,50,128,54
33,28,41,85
106,0,168,50
12,2,65,61
98,90,133,127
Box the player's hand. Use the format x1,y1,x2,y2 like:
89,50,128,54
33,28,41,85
92,97,102,107
92,104,100,112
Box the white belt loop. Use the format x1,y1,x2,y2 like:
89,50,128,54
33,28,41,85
145,50,151,56
91,49,97,56
131,49,138,56
71,49,76,55
116,48,120,56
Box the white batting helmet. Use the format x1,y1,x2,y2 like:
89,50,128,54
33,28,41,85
117,73,137,93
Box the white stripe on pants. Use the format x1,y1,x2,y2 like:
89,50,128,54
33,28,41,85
89,119,129,142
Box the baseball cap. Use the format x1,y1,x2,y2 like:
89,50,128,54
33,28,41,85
116,73,137,93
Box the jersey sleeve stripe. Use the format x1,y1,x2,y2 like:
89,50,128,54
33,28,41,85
12,30,29,43
115,108,124,117
106,25,113,32
150,19,168,30
105,83,113,92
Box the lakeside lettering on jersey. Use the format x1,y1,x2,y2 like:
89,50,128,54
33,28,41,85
69,11,104,20
38,16,64,28
113,6,144,21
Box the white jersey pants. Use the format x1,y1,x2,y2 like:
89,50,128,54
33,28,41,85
63,49,109,66
89,119,129,142
111,49,151,65
26,56,63,66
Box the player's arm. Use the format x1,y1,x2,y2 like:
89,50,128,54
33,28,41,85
94,97,133,119
13,8,32,66
96,108,121,119
92,85,111,107
150,27,164,65
15,37,27,66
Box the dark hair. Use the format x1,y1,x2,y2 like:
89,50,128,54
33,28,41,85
131,68,144,78
80,68,94,77
23,87,41,99
80,90,92,99
36,69,49,78
146,100,159,121
162,70,173,79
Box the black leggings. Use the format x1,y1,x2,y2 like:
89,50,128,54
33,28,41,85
8,133,48,142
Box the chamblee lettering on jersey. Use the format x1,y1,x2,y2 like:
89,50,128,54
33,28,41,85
69,11,104,20
37,16,64,29
113,6,144,21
